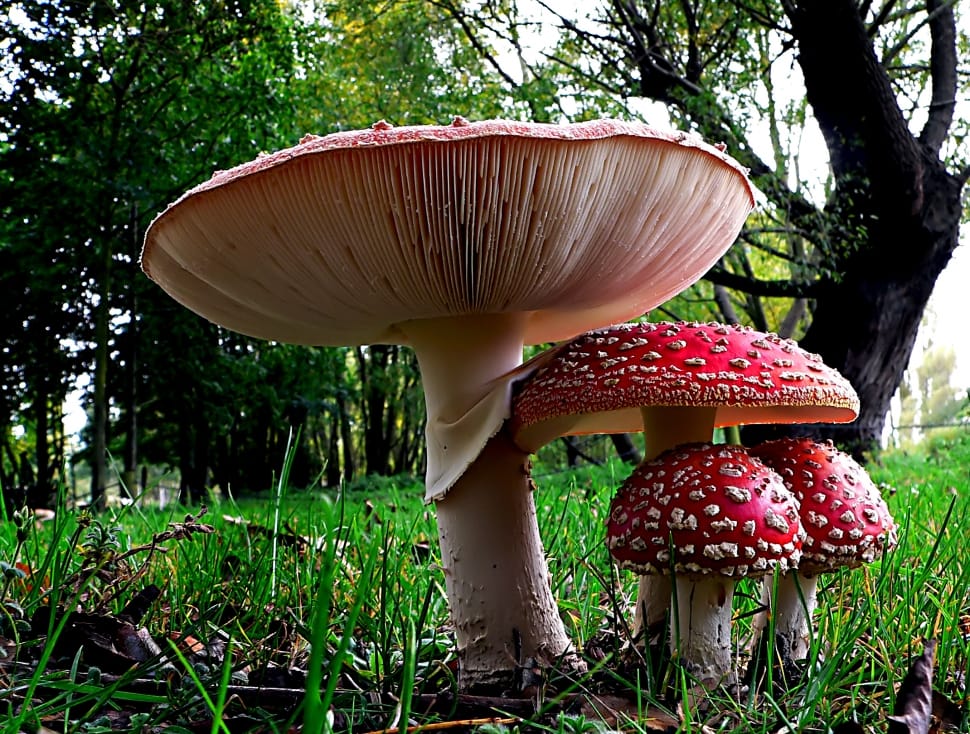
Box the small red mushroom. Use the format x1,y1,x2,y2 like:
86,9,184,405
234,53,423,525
607,443,803,687
513,320,858,642
749,437,897,670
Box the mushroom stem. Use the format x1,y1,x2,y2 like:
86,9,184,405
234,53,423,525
671,574,736,688
632,406,717,642
436,432,579,691
640,406,718,458
401,313,581,692
753,572,818,668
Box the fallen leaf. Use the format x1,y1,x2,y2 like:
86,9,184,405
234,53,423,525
888,638,936,734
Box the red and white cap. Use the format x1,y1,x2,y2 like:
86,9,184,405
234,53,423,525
607,443,803,578
512,321,859,452
750,437,896,573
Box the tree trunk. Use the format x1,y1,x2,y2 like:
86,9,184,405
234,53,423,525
336,393,355,483
121,314,138,500
563,436,580,467
358,344,396,476
91,238,112,510
325,417,342,487
743,0,968,457
121,211,140,500
789,223,959,457
28,377,52,508
610,432,641,465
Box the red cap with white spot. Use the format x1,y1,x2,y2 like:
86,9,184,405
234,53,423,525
512,321,859,452
750,437,896,573
607,443,803,578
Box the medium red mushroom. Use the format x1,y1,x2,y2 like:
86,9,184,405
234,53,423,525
141,119,755,692
607,443,803,688
512,321,858,642
749,437,896,671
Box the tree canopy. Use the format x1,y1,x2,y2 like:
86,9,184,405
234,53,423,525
435,0,969,454
1,0,967,507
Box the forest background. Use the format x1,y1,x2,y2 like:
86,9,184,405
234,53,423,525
1,0,968,511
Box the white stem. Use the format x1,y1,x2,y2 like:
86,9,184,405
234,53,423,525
632,574,671,645
672,575,736,688
402,314,581,692
768,572,818,666
639,406,718,460
631,406,717,642
436,432,579,691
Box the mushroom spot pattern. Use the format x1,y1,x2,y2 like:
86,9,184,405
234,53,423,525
512,321,859,448
607,443,804,578
750,437,896,572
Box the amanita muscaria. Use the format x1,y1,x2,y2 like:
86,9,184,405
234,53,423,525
749,437,896,671
141,118,754,692
512,320,859,645
607,443,802,688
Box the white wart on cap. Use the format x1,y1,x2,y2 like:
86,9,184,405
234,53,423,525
513,321,859,453
607,443,803,578
750,437,896,572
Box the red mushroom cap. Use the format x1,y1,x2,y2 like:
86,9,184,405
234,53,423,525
750,438,896,573
607,443,803,578
512,321,859,452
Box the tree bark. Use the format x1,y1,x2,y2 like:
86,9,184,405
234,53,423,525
610,432,641,465
743,0,967,457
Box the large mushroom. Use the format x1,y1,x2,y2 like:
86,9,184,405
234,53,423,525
140,118,755,692
748,437,896,672
607,443,802,688
512,320,859,644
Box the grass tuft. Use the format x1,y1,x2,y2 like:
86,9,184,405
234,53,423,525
0,428,968,731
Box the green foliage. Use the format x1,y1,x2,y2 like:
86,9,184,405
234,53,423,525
1,431,968,730
293,0,518,129
1,0,302,503
4,0,545,504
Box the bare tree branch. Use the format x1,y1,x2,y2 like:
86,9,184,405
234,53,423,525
429,0,522,90
918,0,958,154
704,267,823,298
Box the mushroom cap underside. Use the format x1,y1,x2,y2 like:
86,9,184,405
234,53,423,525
607,443,803,577
512,320,859,452
141,119,755,347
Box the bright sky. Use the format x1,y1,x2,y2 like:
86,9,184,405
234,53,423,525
914,225,970,391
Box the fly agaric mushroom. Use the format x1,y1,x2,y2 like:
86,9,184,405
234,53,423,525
607,443,802,688
512,320,859,643
140,118,755,693
748,437,896,670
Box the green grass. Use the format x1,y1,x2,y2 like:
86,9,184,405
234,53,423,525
1,427,968,732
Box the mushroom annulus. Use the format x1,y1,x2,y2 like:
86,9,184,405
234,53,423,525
748,437,896,673
140,118,755,692
607,443,802,689
512,320,859,647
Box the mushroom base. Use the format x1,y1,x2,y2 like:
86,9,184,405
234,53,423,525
671,575,736,689
436,430,584,693
759,572,818,667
